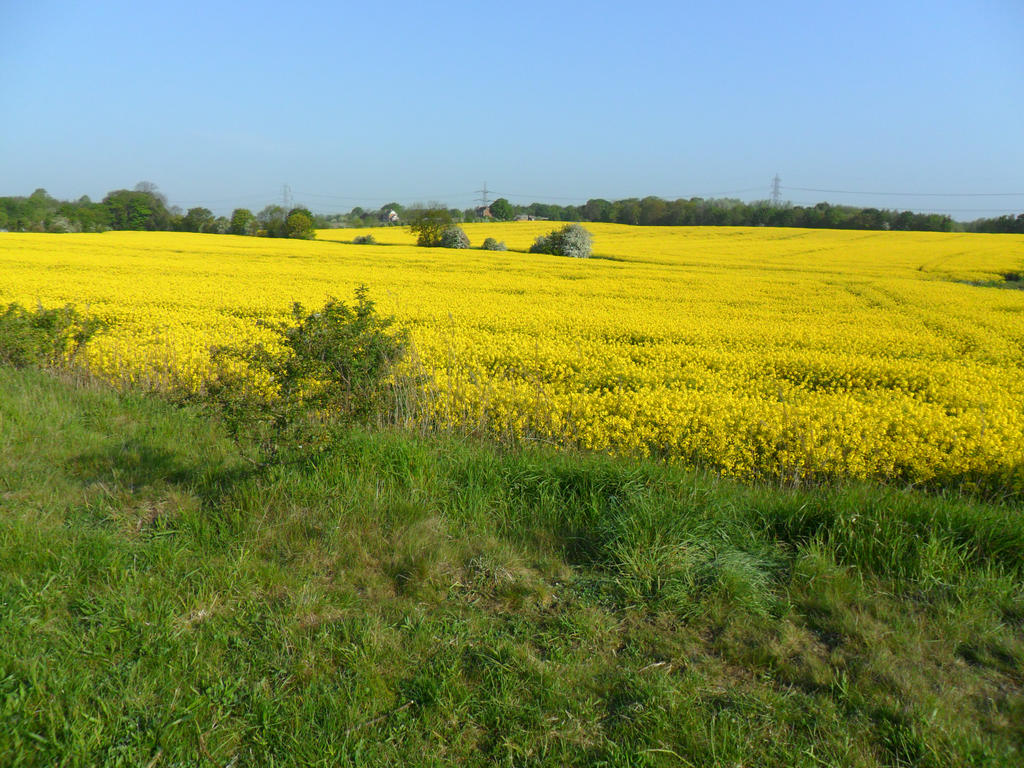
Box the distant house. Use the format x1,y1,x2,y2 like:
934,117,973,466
475,205,493,219
385,209,400,224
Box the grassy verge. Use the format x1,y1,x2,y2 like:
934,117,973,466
1,365,1022,766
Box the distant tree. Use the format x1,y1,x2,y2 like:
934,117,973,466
256,205,287,237
134,181,168,206
67,197,110,232
286,209,316,239
922,213,953,232
972,212,1024,234
749,202,772,226
864,208,886,230
489,198,514,221
615,199,640,225
639,196,668,226
181,207,215,233
103,189,171,230
524,202,561,220
407,205,453,246
342,207,368,227
28,188,55,206
229,208,254,235
813,202,839,228
582,198,613,222
104,190,149,230
13,189,58,231
770,205,796,228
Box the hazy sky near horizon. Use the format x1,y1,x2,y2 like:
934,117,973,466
2,0,1022,218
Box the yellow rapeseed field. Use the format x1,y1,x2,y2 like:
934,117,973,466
2,223,1023,491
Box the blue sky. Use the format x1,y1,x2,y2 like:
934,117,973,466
2,0,1022,218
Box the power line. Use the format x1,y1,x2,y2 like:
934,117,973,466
168,193,273,206
294,191,396,201
492,187,770,202
689,187,767,197
292,190,474,202
786,186,1024,198
490,191,584,201
921,209,1023,213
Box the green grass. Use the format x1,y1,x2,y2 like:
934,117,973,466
1,365,1022,766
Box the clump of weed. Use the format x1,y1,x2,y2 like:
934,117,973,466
0,302,103,368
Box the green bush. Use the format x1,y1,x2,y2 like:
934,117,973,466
276,287,406,417
352,234,377,245
529,224,593,258
206,287,410,458
481,237,507,251
0,302,103,368
439,225,470,249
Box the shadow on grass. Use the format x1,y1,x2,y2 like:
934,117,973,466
69,436,254,509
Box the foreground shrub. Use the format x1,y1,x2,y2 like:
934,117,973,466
206,286,410,457
439,226,471,249
276,287,407,417
0,302,103,368
481,237,507,251
352,234,377,245
529,224,593,258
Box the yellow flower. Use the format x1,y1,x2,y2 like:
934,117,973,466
1,224,1022,489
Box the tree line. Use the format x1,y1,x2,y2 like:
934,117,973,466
273,197,975,234
477,196,961,232
0,184,316,239
963,213,1024,234
3,183,1021,235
